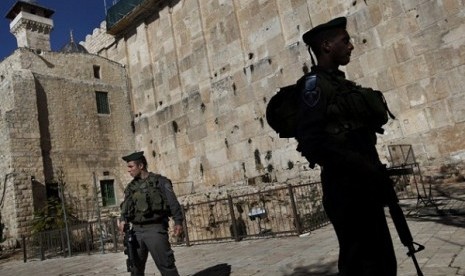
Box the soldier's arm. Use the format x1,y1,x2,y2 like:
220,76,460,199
118,189,130,233
160,177,183,226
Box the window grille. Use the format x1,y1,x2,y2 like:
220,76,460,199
100,179,116,206
95,91,110,114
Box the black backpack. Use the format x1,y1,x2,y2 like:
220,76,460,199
265,84,299,138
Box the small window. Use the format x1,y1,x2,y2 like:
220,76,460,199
100,180,116,207
93,65,101,79
95,91,110,114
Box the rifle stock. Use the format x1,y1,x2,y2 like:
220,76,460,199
382,168,425,276
123,222,138,273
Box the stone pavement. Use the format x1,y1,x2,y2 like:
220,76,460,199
1,196,464,276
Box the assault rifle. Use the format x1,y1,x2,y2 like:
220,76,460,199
384,167,425,276
123,221,138,273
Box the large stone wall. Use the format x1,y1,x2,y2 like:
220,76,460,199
0,55,41,241
82,0,465,196
0,48,134,240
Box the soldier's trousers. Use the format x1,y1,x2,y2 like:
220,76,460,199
321,167,397,276
132,223,179,276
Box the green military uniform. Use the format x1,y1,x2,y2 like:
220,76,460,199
121,152,183,276
295,66,397,276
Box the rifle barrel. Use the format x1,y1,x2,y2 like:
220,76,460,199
408,246,424,276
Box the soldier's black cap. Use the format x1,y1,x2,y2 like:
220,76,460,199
122,151,145,162
302,17,347,45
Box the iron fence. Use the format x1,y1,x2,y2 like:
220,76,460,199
19,175,433,262
388,163,431,200
387,144,433,202
21,182,329,261
22,219,121,261
180,182,329,245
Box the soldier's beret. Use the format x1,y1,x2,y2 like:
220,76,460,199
122,151,145,162
302,17,347,45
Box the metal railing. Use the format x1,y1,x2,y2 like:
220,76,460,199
20,182,329,261
387,144,433,204
106,0,145,29
22,219,121,261
106,0,165,34
180,182,329,245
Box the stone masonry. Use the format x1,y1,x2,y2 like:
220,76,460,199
0,48,134,241
81,0,465,200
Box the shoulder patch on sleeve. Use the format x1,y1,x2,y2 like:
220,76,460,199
302,74,320,108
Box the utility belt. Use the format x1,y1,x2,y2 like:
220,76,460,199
132,217,165,226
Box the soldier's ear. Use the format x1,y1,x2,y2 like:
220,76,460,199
322,40,331,53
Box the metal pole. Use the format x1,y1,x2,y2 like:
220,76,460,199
111,218,117,252
93,172,105,254
85,223,90,255
182,205,191,246
59,183,72,257
227,195,239,241
287,184,302,234
22,235,27,262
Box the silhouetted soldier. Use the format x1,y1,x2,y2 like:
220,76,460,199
296,17,397,276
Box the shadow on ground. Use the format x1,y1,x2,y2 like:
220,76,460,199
414,210,465,228
281,260,338,276
404,187,465,229
189,263,231,276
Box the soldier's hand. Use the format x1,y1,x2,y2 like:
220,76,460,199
173,224,183,237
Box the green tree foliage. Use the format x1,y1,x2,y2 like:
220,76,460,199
31,196,77,233
31,169,80,233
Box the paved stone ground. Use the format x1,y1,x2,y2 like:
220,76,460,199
1,195,464,276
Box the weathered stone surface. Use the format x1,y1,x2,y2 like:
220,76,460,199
0,49,134,241
79,0,465,196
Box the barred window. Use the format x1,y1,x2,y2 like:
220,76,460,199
95,91,110,114
100,180,116,206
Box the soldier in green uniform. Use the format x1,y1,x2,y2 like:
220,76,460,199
296,18,397,275
118,151,183,276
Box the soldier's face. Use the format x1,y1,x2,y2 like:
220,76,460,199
328,29,354,66
127,161,143,178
